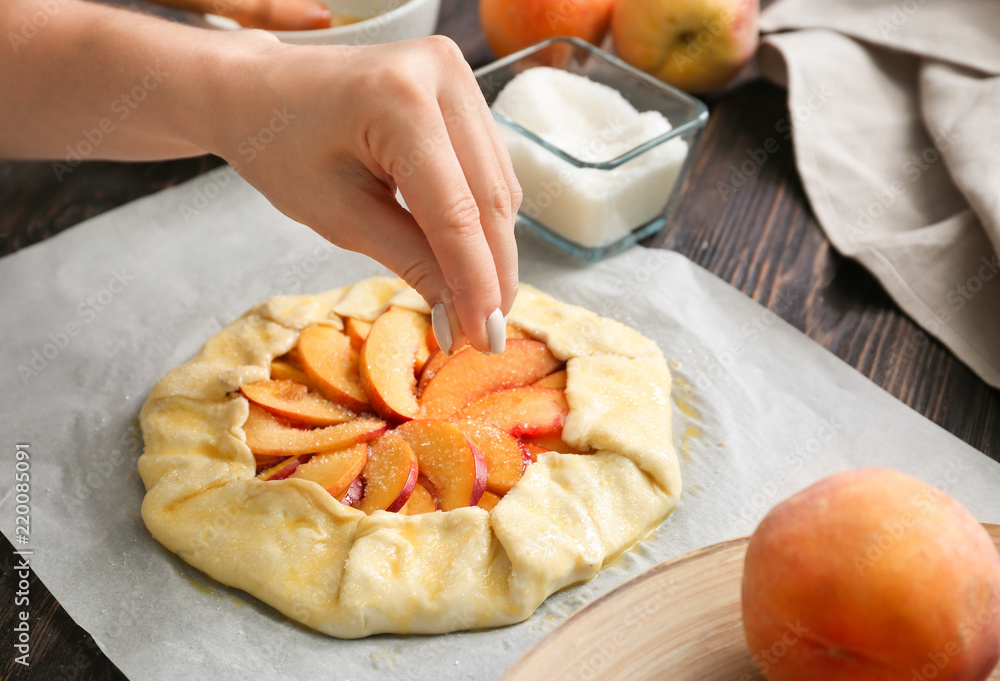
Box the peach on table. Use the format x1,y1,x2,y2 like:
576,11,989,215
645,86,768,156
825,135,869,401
611,0,759,94
479,0,615,58
742,468,1000,681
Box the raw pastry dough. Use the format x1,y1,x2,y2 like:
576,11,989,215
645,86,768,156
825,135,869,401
138,278,681,638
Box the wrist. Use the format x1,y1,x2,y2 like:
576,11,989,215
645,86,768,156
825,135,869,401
186,29,289,162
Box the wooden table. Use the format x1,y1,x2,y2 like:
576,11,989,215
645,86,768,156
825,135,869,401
2,1,997,679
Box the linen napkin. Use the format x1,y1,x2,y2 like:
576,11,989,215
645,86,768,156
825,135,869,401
757,0,1000,387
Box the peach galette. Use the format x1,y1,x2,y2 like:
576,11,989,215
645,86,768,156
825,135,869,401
138,277,681,638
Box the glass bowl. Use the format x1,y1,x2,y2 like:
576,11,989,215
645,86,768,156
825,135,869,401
474,37,709,262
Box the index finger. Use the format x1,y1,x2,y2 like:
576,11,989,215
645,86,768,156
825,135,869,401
380,103,503,353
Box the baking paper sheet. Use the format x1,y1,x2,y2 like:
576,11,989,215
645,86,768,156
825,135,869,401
2,167,998,681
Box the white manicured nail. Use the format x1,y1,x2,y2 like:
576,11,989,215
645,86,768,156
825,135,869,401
486,308,506,355
432,302,453,356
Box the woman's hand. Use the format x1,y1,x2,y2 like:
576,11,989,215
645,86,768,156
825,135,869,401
0,1,519,352
214,35,522,353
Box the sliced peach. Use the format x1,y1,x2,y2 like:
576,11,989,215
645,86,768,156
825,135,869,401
243,403,385,457
278,347,303,367
359,432,419,514
453,387,568,438
288,442,368,497
414,334,431,374
337,476,364,507
477,491,501,512
420,339,562,418
522,433,590,454
257,454,308,481
241,379,355,428
522,443,547,463
416,474,434,495
399,482,437,515
425,323,439,354
453,420,527,495
298,323,370,412
416,349,449,397
359,306,431,421
345,317,372,351
532,369,567,389
395,419,487,510
270,359,310,385
255,456,284,474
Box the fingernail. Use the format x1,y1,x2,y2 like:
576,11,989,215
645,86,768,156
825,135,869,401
486,308,506,355
432,302,453,356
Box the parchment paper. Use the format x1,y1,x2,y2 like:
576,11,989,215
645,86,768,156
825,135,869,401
2,167,998,681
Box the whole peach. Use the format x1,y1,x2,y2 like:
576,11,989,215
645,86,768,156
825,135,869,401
479,0,616,59
612,0,758,94
742,468,1000,681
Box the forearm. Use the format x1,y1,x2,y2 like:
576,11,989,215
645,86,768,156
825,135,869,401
0,0,262,161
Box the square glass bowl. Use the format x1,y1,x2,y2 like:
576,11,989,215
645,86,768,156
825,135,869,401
474,37,709,262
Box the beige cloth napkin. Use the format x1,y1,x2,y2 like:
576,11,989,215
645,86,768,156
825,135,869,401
757,0,1000,387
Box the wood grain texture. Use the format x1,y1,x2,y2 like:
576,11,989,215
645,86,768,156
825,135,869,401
651,78,999,456
0,0,997,679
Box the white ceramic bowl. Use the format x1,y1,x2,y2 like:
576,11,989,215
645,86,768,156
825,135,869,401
203,0,441,46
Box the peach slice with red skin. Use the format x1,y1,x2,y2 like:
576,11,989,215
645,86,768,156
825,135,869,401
453,420,527,495
399,482,437,515
416,349,449,397
395,419,487,510
257,454,308,481
419,339,562,418
241,379,355,428
522,433,589,455
255,456,284,475
359,306,430,421
298,323,370,412
359,432,419,514
243,403,385,457
288,442,368,497
337,476,364,507
452,387,569,438
522,443,547,463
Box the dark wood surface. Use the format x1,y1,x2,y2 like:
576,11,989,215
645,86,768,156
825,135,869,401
2,1,998,679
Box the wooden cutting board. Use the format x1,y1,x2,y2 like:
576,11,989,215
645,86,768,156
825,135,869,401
502,524,1000,681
